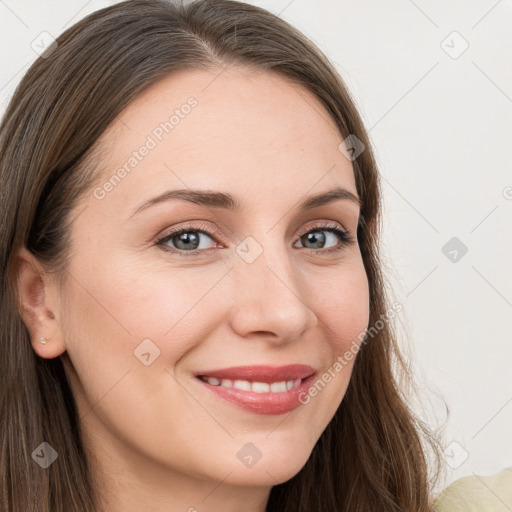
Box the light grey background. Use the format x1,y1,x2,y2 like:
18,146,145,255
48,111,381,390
1,0,511,494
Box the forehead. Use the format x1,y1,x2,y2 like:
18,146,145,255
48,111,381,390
87,66,357,217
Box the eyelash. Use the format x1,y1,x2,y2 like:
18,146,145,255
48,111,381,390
155,221,356,257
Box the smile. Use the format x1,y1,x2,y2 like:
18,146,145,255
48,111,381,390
194,364,316,415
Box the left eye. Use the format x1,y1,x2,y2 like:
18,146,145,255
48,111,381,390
294,228,347,251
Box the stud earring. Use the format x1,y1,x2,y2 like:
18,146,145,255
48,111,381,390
39,336,48,344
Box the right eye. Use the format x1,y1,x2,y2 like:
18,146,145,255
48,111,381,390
155,223,223,256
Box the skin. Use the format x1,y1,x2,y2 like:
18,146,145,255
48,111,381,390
16,66,370,512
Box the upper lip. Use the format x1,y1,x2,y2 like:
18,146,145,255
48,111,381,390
196,364,316,383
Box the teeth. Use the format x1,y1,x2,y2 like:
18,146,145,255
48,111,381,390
201,376,302,392
270,381,287,392
233,379,252,391
252,382,270,393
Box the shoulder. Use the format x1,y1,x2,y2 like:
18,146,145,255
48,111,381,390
433,467,512,511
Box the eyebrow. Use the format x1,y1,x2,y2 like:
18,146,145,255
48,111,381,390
128,186,362,219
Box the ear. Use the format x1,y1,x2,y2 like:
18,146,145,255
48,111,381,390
15,246,66,359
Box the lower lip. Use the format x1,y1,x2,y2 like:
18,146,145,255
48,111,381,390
195,375,316,415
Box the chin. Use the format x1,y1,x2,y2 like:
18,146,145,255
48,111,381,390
224,464,307,488
222,443,313,487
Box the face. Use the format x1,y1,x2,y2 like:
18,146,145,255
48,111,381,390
32,67,369,492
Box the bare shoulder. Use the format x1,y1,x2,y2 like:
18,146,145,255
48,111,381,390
433,467,512,511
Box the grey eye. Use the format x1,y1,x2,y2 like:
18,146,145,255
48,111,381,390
161,230,216,251
295,229,340,250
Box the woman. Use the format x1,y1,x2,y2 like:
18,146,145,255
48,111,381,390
0,0,471,510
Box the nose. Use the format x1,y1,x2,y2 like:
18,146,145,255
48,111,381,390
228,248,318,344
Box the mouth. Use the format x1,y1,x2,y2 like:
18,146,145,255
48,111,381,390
194,364,316,415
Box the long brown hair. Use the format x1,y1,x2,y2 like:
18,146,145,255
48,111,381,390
0,0,444,510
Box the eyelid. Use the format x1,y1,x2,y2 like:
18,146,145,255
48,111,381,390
157,221,222,240
296,219,348,238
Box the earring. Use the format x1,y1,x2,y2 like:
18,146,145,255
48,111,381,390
39,336,48,344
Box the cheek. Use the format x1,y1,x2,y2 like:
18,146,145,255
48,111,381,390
99,257,231,337
311,260,370,354
59,257,226,456
60,253,231,396
294,260,369,424
66,247,227,337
